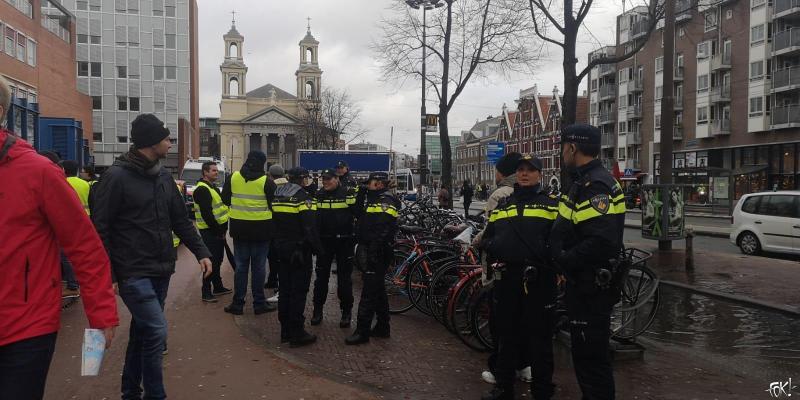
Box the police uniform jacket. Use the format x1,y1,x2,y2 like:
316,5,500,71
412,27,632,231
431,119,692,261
551,159,626,284
271,182,324,254
316,184,357,238
355,188,400,244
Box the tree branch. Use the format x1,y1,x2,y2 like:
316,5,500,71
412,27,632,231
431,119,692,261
530,0,565,33
529,0,565,48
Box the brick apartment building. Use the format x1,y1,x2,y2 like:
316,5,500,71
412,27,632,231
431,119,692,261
589,0,800,212
1,0,92,142
454,116,501,187
499,84,588,187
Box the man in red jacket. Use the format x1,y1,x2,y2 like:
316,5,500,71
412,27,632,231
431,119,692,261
0,77,119,400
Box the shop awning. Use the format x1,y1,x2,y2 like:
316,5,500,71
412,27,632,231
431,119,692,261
731,165,768,176
620,172,647,181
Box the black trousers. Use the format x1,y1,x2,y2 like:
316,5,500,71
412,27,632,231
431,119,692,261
463,200,472,218
565,283,617,400
492,266,556,399
354,242,390,334
0,333,58,400
275,240,313,339
313,238,354,312
200,229,225,296
266,242,279,290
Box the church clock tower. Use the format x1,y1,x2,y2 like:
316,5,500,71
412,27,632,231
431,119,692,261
221,16,247,98
296,20,323,100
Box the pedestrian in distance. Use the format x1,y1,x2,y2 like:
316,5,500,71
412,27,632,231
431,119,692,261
264,164,287,302
0,76,118,400
90,113,212,400
311,168,358,328
272,167,324,348
345,172,400,345
335,160,358,190
221,150,277,315
438,185,452,209
480,154,559,400
550,123,627,400
193,161,234,303
461,179,474,219
60,159,91,298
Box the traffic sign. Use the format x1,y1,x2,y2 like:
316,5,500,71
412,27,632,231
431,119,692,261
624,168,634,177
486,141,505,165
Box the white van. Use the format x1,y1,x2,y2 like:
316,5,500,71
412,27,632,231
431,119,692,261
180,157,227,205
729,191,800,256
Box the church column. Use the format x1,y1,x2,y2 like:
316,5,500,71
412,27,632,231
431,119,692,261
278,133,286,166
244,133,251,154
260,133,267,154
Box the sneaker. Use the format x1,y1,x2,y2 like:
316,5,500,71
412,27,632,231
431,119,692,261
202,294,218,303
213,287,233,296
267,292,279,303
162,345,168,356
481,371,497,384
516,366,532,383
253,303,277,315
61,287,80,298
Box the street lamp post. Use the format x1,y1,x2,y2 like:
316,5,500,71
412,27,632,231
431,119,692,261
406,0,443,193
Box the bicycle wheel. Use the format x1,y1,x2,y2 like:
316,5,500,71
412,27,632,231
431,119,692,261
406,251,460,316
448,272,489,352
386,249,416,314
470,284,494,351
611,264,660,339
428,263,479,331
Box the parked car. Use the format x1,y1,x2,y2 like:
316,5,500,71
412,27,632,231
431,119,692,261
729,191,800,256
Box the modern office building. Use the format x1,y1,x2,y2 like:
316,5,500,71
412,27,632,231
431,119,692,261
61,0,199,173
425,133,461,186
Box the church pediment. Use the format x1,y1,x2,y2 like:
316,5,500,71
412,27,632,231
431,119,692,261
241,106,300,125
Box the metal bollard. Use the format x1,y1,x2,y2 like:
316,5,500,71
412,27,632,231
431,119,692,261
685,227,695,271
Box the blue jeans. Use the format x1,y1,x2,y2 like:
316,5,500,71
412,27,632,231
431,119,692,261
119,276,171,400
60,251,78,290
232,240,269,308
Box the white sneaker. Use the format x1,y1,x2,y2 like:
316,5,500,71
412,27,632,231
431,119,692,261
267,292,279,303
516,366,532,383
481,371,496,384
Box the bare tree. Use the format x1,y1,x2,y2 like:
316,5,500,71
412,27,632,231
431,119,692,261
298,87,366,150
527,0,663,125
374,0,540,196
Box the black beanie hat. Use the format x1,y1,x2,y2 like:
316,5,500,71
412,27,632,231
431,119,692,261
243,150,267,170
131,114,170,149
495,152,522,177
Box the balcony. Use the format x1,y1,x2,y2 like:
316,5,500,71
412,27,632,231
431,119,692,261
711,53,731,71
598,63,615,77
710,118,731,136
673,125,683,140
599,85,616,101
627,104,643,119
675,0,692,23
626,131,642,145
771,104,800,128
626,159,642,169
773,28,800,56
674,66,684,81
601,133,615,148
628,77,644,92
598,110,615,125
631,19,650,40
710,85,731,103
772,66,800,93
775,0,800,19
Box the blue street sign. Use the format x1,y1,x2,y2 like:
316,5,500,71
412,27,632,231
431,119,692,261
624,168,634,177
486,141,505,165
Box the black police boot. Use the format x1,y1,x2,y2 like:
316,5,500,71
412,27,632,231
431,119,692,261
481,385,514,400
289,331,317,348
223,304,243,315
339,310,352,328
345,330,370,345
253,303,277,315
370,323,390,339
310,307,323,326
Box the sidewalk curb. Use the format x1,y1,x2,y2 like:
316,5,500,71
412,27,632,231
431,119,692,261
660,280,800,317
624,223,730,239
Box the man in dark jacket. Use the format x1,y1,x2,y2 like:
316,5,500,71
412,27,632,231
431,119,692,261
92,113,211,400
272,167,324,347
335,160,358,190
461,180,474,219
221,151,277,315
193,161,232,302
311,169,357,328
345,172,400,345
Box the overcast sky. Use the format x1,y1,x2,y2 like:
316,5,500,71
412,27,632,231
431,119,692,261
198,0,626,155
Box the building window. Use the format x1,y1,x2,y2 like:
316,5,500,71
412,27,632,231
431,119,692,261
154,66,164,80
92,96,102,109
655,56,663,72
751,25,765,45
704,10,718,32
118,96,127,111
750,60,764,80
91,62,101,77
655,114,661,130
618,148,625,160
117,66,127,78
165,5,176,17
165,66,176,80
26,38,35,66
697,74,709,91
78,61,89,76
679,28,685,37
90,35,101,44
618,121,626,134
726,10,733,19
165,34,176,49
749,97,763,116
655,85,663,100
4,26,15,58
697,106,708,123
93,131,102,141
76,0,88,10
619,69,628,83
78,34,88,43
129,97,140,111
751,0,766,8
5,0,33,17
154,101,165,112
16,32,26,62
117,136,128,143
697,41,710,58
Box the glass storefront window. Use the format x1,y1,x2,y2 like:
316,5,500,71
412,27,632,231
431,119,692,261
784,144,796,174
757,146,769,166
722,149,732,169
742,148,755,165
771,145,781,172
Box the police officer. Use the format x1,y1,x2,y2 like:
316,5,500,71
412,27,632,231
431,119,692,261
550,124,626,400
345,172,399,345
335,160,358,190
311,169,357,328
272,167,324,348
193,161,233,303
480,155,559,400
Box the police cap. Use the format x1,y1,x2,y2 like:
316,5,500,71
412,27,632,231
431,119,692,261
368,172,389,182
336,160,349,168
558,123,601,146
287,167,309,178
516,154,543,172
320,168,337,178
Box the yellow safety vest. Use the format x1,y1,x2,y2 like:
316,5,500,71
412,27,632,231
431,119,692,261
173,183,182,247
66,176,91,215
193,181,230,229
229,171,272,221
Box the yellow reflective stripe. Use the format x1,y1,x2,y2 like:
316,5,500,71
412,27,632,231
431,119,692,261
273,205,300,214
558,202,573,220
573,205,625,223
232,193,265,200
366,205,399,217
172,232,180,247
488,206,517,222
193,181,230,228
273,202,317,213
345,196,356,205
317,201,349,209
229,172,271,221
521,208,557,220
